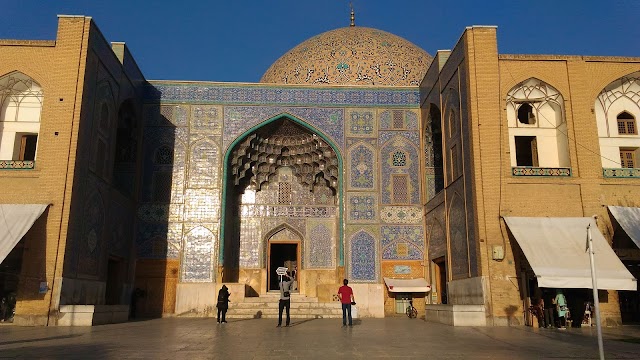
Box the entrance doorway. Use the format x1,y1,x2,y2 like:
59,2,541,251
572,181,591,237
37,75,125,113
433,257,447,304
268,242,299,292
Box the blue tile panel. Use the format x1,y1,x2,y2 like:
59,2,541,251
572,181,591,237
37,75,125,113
381,225,424,260
145,82,420,107
350,230,377,281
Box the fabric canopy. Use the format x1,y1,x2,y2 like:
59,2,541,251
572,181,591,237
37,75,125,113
608,206,640,250
383,277,431,292
0,204,48,263
504,217,637,291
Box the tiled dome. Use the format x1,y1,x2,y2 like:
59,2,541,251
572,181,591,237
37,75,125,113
260,27,432,86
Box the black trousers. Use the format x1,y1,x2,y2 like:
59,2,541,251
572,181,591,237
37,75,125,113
217,306,227,322
278,299,290,326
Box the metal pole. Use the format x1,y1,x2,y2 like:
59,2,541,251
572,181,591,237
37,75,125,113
587,222,605,360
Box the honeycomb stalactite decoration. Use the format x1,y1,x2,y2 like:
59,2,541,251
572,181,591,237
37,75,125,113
261,27,432,86
230,119,339,193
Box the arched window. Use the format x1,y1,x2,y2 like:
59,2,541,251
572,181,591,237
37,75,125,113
595,71,640,173
506,78,569,170
0,71,43,167
617,111,637,135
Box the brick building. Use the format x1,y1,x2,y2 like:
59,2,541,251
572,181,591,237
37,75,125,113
0,17,637,326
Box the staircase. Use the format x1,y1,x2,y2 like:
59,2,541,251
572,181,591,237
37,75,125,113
226,293,343,319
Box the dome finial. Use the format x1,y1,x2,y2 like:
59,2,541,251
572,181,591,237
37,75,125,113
350,2,355,26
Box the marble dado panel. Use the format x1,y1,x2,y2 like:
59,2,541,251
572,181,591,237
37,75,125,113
380,206,423,224
347,139,377,191
346,193,377,223
379,109,419,130
146,83,420,107
306,219,336,269
345,108,377,137
381,225,424,261
223,106,345,151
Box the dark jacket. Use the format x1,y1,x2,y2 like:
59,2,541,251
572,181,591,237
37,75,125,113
217,285,230,309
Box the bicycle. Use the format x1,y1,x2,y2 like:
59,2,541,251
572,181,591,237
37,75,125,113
406,299,418,319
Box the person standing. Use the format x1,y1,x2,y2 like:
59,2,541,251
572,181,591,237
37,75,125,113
217,285,230,324
338,278,355,327
277,273,293,327
555,289,568,330
542,289,555,328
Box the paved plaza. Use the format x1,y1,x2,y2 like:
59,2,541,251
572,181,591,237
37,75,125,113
1,318,640,359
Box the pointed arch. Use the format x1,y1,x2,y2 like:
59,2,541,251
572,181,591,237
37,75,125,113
221,113,344,269
182,225,215,282
0,71,43,165
595,71,640,170
447,192,469,279
506,78,570,169
380,135,420,205
347,140,376,190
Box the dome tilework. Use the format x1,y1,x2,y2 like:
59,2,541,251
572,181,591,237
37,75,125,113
261,27,432,86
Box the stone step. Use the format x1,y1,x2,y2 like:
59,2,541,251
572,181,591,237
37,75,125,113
225,313,343,319
227,308,343,316
241,295,319,303
230,302,341,309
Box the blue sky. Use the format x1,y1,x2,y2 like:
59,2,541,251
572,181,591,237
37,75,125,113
2,0,639,82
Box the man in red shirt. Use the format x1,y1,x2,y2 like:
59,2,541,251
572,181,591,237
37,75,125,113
337,279,355,327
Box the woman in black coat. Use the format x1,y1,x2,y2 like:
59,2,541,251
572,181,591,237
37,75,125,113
217,285,230,323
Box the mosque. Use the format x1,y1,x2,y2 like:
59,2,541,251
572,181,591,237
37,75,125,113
0,11,638,327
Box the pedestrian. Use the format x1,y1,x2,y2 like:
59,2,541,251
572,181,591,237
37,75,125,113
542,289,555,328
217,285,230,324
555,289,568,330
337,278,355,327
277,273,293,327
292,265,298,291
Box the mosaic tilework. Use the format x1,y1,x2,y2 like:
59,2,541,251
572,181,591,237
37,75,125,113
381,225,424,260
426,205,447,261
182,224,216,282
380,206,422,224
183,189,221,221
146,83,420,107
261,27,431,86
78,189,105,276
380,136,420,204
144,104,189,127
108,200,133,258
307,220,335,268
239,217,261,268
349,230,377,282
345,108,376,137
262,221,306,268
347,141,376,190
188,138,220,189
190,105,222,134
379,109,419,130
347,193,377,223
449,194,469,279
223,106,345,150
379,130,420,147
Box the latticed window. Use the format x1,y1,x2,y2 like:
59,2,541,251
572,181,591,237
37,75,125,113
392,110,404,129
617,112,637,135
278,182,292,204
620,149,636,168
392,151,407,166
391,174,409,204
